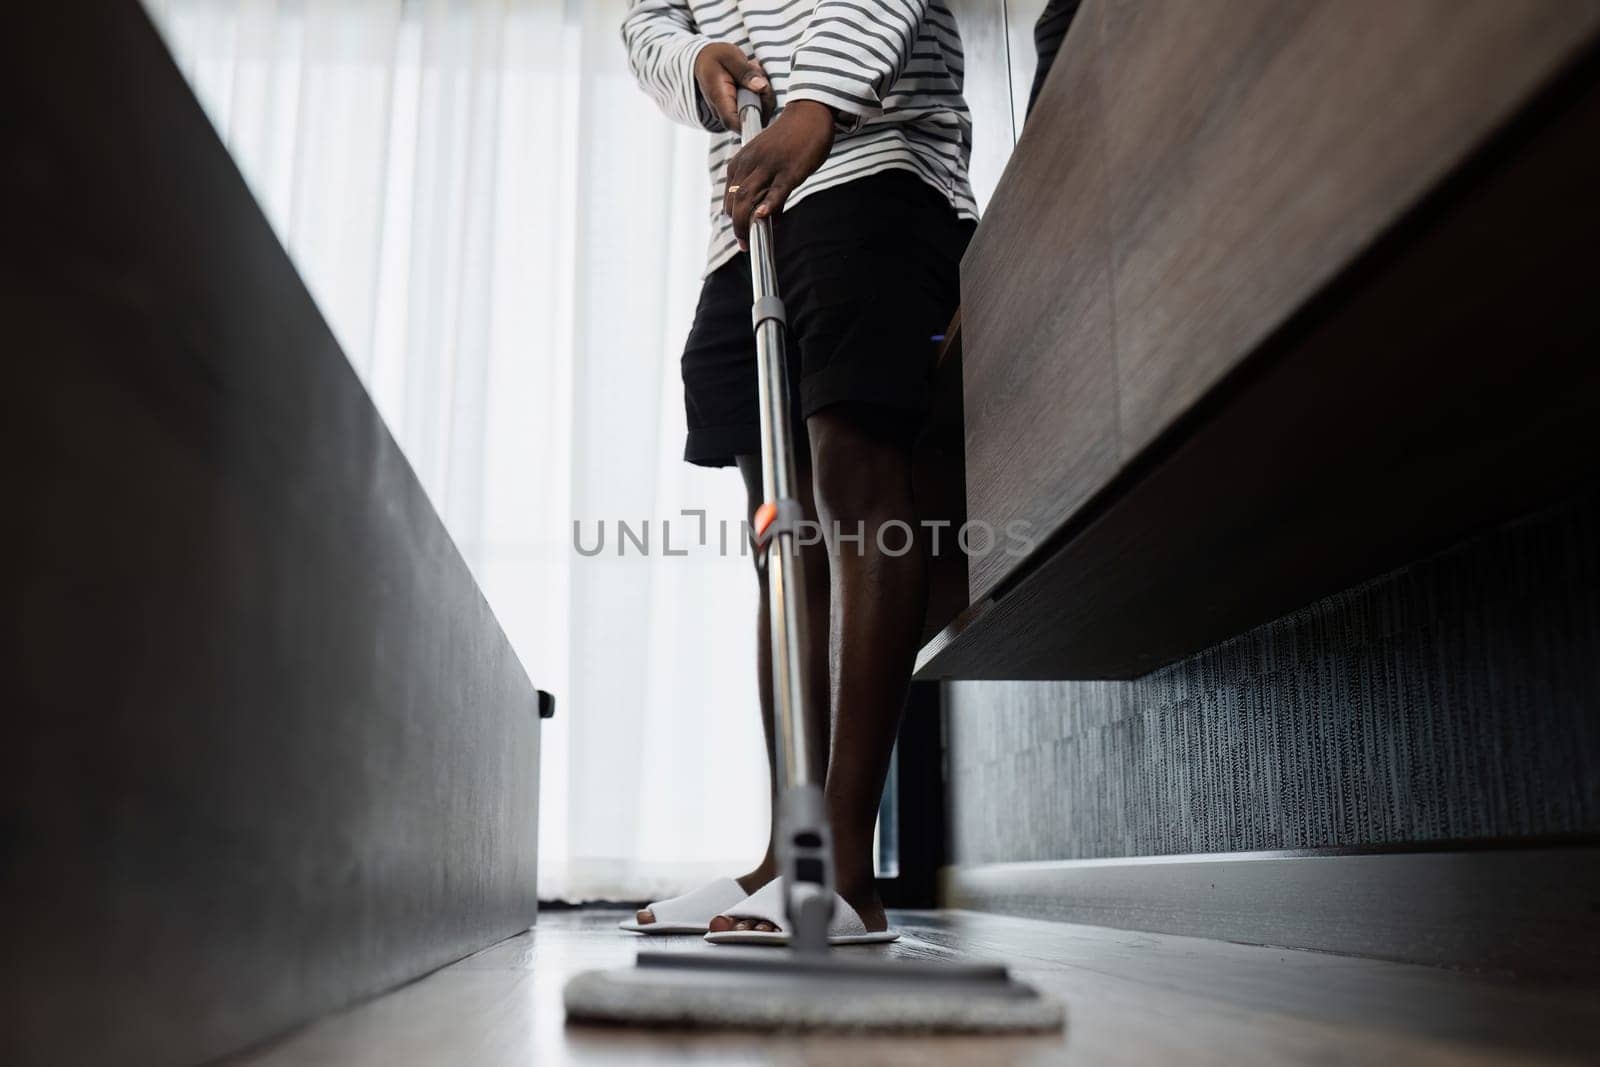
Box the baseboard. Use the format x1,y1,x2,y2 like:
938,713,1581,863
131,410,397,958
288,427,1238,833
940,841,1600,980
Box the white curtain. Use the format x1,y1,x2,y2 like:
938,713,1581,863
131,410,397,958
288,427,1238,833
141,0,770,902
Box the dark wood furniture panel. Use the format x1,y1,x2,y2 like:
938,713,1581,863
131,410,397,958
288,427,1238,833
962,0,1600,608
1102,0,1600,458
1,6,544,1064
958,16,1120,603
919,31,1600,679
916,316,972,643
925,0,1600,678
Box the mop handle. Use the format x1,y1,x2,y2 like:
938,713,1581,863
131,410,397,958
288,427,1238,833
737,86,814,795
737,86,836,954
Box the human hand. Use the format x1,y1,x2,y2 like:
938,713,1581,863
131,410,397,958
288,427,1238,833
693,43,776,132
724,100,836,249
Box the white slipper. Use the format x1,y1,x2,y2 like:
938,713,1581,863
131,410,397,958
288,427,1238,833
618,877,750,934
702,878,899,946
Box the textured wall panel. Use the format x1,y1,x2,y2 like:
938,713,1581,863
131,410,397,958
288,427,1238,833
946,492,1600,864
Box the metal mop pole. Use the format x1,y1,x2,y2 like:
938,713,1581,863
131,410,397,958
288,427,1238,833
737,87,835,955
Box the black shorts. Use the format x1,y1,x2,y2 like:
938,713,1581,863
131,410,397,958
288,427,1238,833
680,170,975,468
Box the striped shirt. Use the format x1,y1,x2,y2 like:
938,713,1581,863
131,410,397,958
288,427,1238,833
621,0,979,275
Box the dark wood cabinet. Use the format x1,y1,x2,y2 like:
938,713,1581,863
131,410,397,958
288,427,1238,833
3,6,546,1063
960,22,1118,604
923,0,1600,679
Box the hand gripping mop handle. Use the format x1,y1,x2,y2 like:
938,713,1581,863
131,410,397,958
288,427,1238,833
738,87,836,955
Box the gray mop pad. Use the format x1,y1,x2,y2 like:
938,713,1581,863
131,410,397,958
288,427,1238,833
563,951,1066,1033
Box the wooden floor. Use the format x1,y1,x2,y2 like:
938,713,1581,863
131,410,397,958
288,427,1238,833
231,909,1597,1065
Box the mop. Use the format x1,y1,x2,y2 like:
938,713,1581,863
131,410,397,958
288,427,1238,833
562,91,1065,1035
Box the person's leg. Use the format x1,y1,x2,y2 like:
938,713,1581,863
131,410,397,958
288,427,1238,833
806,408,924,932
639,254,828,927
709,410,921,935
728,452,832,895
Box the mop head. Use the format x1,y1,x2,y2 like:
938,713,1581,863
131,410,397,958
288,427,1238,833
563,949,1066,1034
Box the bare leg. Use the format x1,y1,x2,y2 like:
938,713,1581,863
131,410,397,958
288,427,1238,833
730,452,832,894
805,406,924,933
709,407,922,933
708,408,920,935
645,454,829,927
